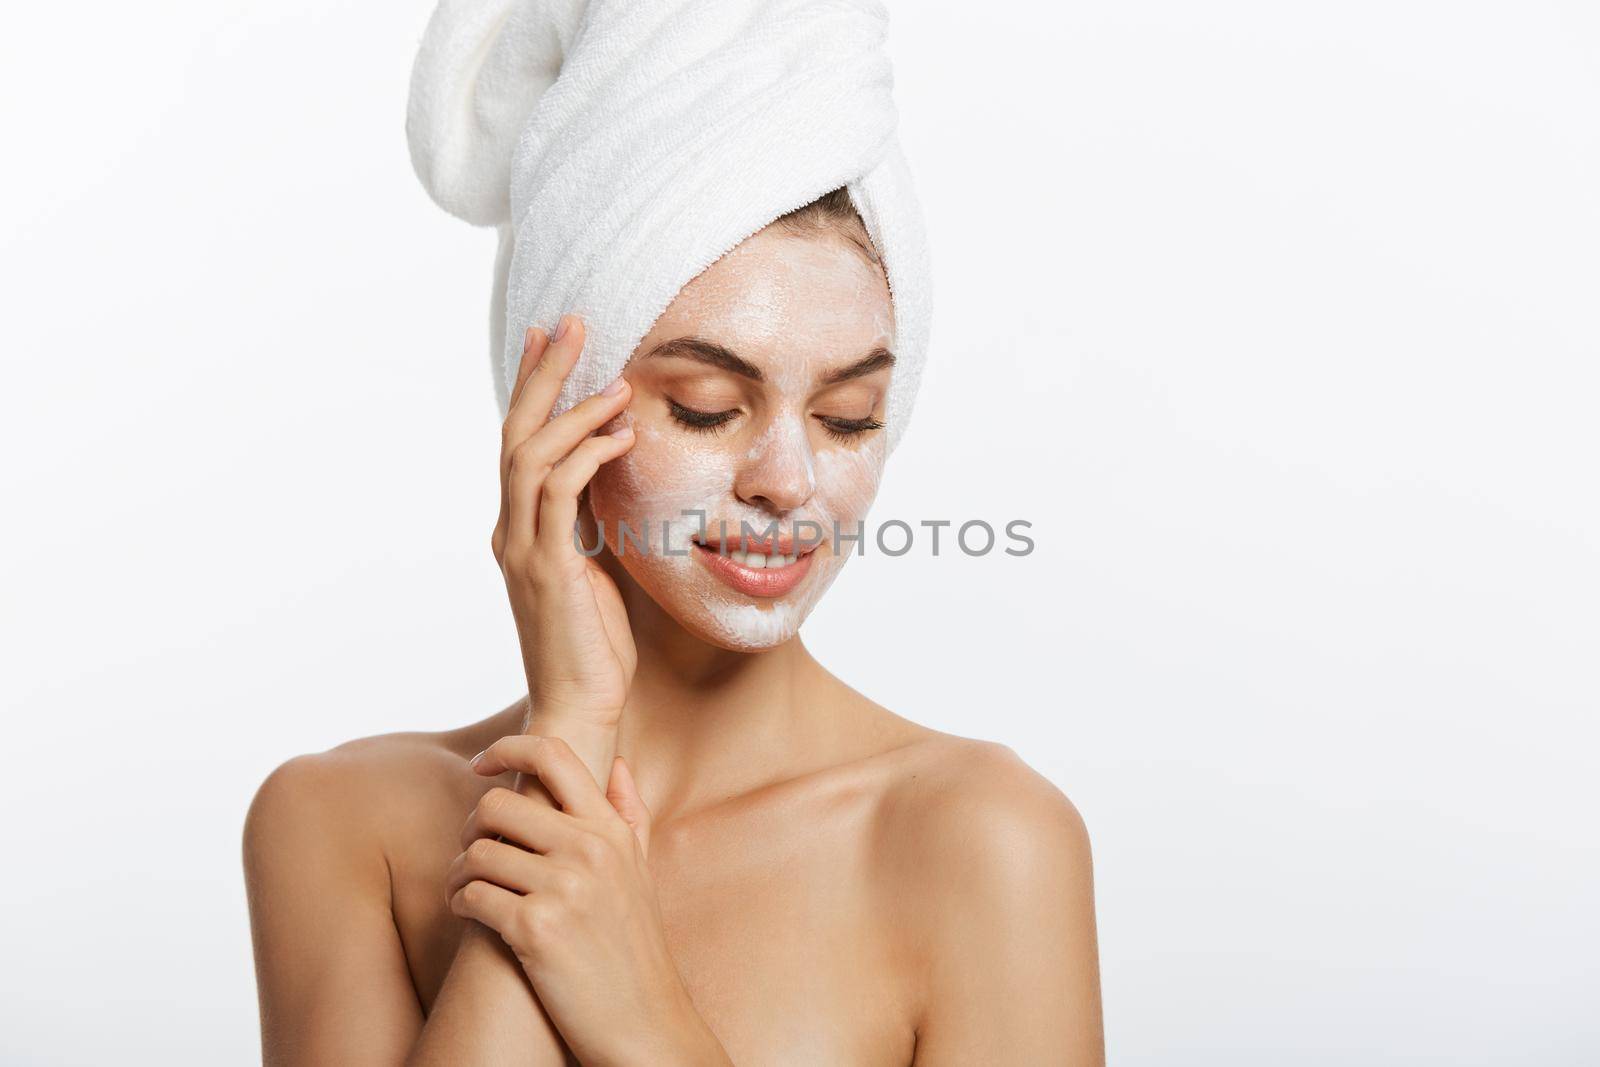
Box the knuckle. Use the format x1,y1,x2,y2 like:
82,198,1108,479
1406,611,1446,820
543,469,577,499
552,867,587,905
479,786,513,818
518,901,556,944
466,837,498,866
603,818,636,850
507,443,550,479
500,543,532,576
535,735,573,761
575,832,610,868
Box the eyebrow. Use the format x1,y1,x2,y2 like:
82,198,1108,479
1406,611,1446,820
641,337,765,381
819,346,895,386
642,336,896,386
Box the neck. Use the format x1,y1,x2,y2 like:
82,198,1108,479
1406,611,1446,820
601,550,831,822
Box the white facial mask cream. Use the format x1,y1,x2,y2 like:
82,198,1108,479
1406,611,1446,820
585,226,895,651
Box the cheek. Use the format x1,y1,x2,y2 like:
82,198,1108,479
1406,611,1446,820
591,423,725,525
582,416,886,653
813,440,886,527
588,421,739,572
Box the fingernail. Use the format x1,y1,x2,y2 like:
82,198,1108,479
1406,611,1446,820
601,376,627,396
552,314,571,342
469,749,486,768
523,326,536,352
611,424,635,440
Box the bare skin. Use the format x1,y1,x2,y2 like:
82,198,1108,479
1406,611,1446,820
244,226,1104,1065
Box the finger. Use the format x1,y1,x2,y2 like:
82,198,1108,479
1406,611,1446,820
605,756,652,859
504,381,632,555
445,836,550,898
498,316,580,546
474,736,612,819
536,426,635,557
503,314,586,454
459,784,579,852
450,879,522,935
508,326,550,413
495,328,551,558
499,322,565,526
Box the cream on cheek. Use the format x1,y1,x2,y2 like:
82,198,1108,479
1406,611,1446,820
588,412,724,608
588,414,885,651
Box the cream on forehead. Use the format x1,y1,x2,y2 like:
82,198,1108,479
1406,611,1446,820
652,229,895,381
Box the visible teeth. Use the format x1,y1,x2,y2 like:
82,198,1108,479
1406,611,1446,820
721,546,799,568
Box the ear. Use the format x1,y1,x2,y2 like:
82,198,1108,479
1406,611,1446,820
604,755,652,859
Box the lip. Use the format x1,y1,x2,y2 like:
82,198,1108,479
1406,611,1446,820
691,537,817,598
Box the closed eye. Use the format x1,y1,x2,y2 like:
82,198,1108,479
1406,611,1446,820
815,414,884,442
667,398,740,434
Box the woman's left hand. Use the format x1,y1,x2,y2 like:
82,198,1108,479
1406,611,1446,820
447,735,732,1067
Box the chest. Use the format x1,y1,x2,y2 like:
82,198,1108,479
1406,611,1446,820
391,799,917,1065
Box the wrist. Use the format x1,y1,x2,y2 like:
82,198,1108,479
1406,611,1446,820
522,693,624,732
520,707,620,785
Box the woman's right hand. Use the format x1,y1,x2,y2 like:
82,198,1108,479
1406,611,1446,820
493,313,637,736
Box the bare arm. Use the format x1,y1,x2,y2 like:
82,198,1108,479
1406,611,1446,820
243,753,426,1064
244,316,677,1062
410,311,641,1061
901,747,1105,1065
409,719,620,1066
245,743,596,1066
405,891,569,1065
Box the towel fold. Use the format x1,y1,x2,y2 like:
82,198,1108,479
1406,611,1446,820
406,0,932,453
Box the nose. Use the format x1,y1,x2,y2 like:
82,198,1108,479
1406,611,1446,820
734,415,816,514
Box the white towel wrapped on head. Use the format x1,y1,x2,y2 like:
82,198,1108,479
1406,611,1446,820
406,0,933,454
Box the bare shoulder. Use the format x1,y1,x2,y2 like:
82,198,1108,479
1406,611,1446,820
241,710,524,1056
243,702,522,868
864,729,1100,966
816,668,1089,864
867,731,1102,1058
869,730,1093,909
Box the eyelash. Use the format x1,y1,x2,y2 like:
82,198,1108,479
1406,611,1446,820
667,398,739,435
817,415,885,442
666,400,885,442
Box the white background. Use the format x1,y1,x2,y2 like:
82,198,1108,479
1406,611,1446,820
2,1,1596,1063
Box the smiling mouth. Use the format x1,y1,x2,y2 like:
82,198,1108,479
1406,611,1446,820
690,534,819,598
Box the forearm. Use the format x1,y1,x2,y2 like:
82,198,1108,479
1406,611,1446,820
544,718,733,1067
408,924,569,1066
408,714,617,1065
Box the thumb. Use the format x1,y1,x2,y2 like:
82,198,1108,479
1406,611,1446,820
605,755,652,859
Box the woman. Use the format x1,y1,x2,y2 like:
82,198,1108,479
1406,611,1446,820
245,2,1102,1063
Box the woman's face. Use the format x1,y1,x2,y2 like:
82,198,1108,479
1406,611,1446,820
587,224,896,651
